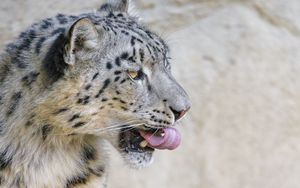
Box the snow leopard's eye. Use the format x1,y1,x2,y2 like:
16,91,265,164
127,69,145,80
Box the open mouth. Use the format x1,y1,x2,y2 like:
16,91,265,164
119,125,181,153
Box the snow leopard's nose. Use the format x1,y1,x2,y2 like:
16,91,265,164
170,106,190,122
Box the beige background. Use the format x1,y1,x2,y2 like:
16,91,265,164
1,0,300,188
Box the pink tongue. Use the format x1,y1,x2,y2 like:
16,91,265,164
139,128,181,150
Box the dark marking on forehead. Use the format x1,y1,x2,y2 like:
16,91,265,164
114,71,121,75
139,48,145,62
120,52,129,60
128,56,136,63
133,48,136,56
136,38,144,44
35,37,46,54
22,71,40,87
95,79,111,98
131,36,136,46
101,98,108,102
92,72,99,81
6,92,22,117
106,62,112,70
120,79,127,84
73,122,86,128
114,76,120,82
41,124,52,140
115,57,121,66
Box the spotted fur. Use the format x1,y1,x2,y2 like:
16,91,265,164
0,0,190,187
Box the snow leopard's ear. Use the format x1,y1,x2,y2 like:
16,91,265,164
99,0,129,12
64,17,100,65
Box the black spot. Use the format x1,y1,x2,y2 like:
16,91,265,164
40,19,52,30
0,147,12,170
35,37,46,54
120,79,126,84
119,99,126,104
139,48,145,62
101,98,108,102
133,48,136,56
114,71,121,75
131,36,136,46
147,84,152,91
66,174,88,188
121,30,129,35
95,79,111,98
22,71,40,87
77,96,90,105
121,107,128,111
92,73,99,81
120,52,129,60
83,96,90,104
25,120,32,127
41,124,52,140
128,56,136,63
55,108,68,114
115,57,121,66
106,62,112,70
82,145,96,162
85,84,91,90
56,14,68,24
6,92,22,116
114,76,120,82
136,38,143,44
42,33,68,83
73,122,86,128
116,90,121,95
69,114,80,122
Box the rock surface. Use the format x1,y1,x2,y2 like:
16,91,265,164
1,0,300,188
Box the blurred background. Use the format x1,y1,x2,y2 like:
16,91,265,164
1,0,300,188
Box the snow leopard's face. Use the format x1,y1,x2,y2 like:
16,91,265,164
39,0,190,169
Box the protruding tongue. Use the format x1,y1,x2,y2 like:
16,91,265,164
139,127,181,150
